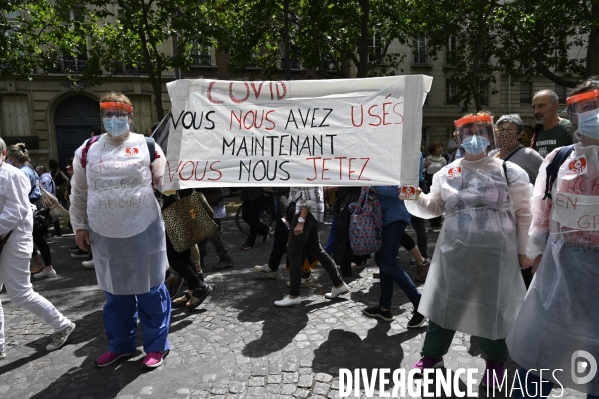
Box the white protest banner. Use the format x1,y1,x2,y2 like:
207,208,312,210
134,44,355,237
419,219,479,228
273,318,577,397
163,75,432,190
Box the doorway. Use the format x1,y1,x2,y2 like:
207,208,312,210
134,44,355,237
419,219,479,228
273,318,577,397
55,96,100,169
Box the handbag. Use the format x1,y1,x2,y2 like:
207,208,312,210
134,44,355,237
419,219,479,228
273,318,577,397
349,186,383,256
53,170,69,203
161,190,219,252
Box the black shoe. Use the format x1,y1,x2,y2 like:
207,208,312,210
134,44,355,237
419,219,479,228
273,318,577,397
188,284,213,310
69,245,80,252
212,259,234,271
71,249,90,259
262,227,271,243
240,242,254,250
363,306,394,322
407,309,427,328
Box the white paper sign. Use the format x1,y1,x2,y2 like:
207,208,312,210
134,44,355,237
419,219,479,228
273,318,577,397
552,191,599,231
163,75,432,190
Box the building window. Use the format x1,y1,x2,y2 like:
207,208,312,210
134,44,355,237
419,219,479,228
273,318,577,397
369,34,383,63
478,80,489,106
520,81,533,104
446,79,458,103
555,84,569,103
422,127,430,152
1,95,31,138
190,43,212,66
54,8,87,74
446,36,457,66
413,36,427,65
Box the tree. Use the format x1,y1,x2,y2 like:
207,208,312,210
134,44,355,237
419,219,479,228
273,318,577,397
1,0,218,119
214,0,407,79
495,0,599,88
404,0,500,112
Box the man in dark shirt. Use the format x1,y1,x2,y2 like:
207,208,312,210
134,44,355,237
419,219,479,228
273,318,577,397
531,89,572,157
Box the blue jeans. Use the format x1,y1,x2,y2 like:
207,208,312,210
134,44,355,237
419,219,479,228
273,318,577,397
324,216,336,256
513,368,599,399
376,220,421,309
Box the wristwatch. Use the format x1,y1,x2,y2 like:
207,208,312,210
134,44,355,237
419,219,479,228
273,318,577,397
298,217,306,223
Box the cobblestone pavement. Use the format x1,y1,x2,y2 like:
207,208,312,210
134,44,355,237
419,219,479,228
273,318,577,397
0,216,585,399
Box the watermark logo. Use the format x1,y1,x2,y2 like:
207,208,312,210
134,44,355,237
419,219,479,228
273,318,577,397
571,350,597,385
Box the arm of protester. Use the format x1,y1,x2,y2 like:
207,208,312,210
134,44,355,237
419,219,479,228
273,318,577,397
152,143,166,192
525,149,559,259
0,168,30,237
374,186,400,197
69,148,89,234
404,167,446,218
506,161,534,255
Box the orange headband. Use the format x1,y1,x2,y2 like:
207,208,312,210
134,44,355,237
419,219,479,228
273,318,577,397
100,102,133,113
454,115,493,128
566,90,599,106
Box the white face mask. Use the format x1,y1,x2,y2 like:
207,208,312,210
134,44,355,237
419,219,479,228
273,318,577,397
102,116,130,137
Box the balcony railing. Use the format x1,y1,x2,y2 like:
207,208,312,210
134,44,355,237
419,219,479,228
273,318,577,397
280,58,301,69
113,64,147,75
50,58,88,74
191,54,212,66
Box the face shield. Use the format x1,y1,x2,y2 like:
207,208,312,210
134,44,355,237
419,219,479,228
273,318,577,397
566,90,599,141
454,115,495,156
100,102,133,137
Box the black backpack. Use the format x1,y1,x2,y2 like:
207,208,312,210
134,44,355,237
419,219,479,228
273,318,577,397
542,144,576,200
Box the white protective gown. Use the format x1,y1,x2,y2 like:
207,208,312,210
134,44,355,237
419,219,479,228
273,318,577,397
405,156,531,340
507,144,599,396
70,132,168,295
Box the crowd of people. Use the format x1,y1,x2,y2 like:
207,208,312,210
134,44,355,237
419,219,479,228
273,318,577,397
0,79,598,398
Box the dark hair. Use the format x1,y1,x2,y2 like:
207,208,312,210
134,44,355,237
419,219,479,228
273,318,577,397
91,126,102,136
150,121,160,134
36,165,47,173
570,76,599,96
66,158,74,166
427,141,443,155
49,159,59,170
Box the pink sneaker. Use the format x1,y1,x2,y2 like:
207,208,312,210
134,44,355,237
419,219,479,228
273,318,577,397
141,350,169,370
95,351,134,368
482,360,506,388
412,356,444,374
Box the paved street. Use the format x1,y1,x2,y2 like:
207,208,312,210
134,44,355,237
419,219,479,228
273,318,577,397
0,216,584,399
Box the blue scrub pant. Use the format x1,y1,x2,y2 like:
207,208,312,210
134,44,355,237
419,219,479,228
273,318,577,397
103,284,171,354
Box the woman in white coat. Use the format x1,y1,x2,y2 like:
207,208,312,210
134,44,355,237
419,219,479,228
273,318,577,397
405,112,535,387
0,138,75,360
70,92,170,370
507,77,599,399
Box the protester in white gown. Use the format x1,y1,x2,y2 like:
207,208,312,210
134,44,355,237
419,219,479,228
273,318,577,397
70,92,170,370
0,139,75,360
406,111,534,388
507,77,599,399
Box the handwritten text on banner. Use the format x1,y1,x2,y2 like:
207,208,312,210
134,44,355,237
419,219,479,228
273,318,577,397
163,75,432,190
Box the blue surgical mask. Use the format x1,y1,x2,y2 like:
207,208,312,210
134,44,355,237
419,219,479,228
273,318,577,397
576,107,599,139
102,116,130,136
461,135,490,155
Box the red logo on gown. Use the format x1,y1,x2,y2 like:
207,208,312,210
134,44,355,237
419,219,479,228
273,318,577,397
125,147,139,156
401,186,415,198
567,157,587,175
447,166,462,179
